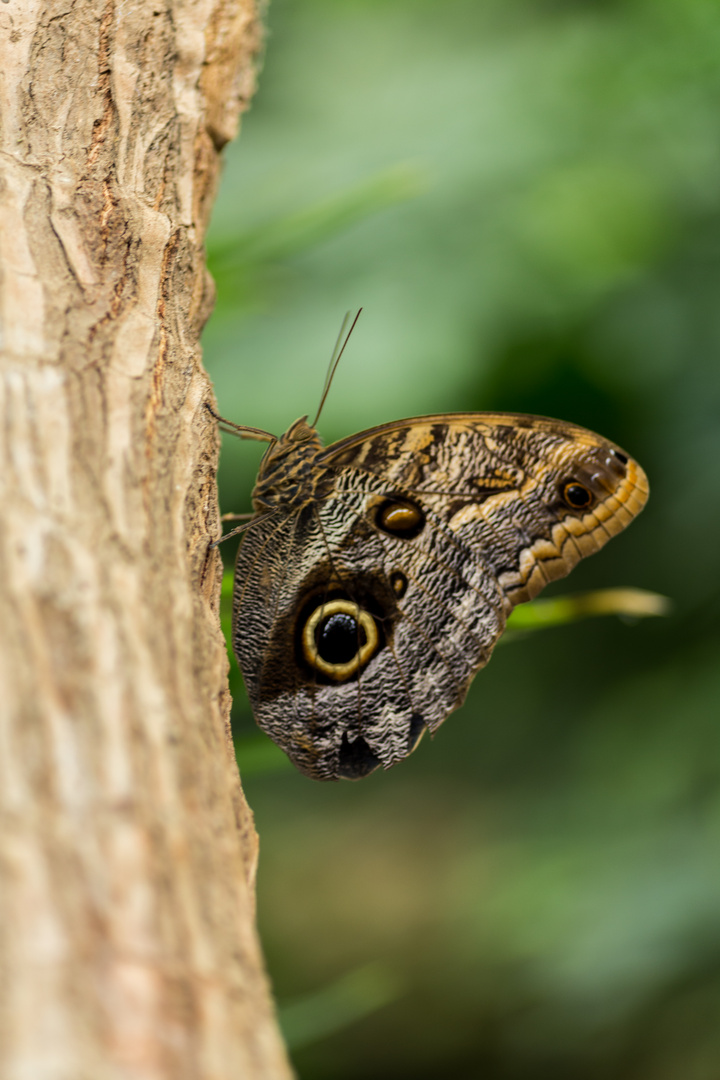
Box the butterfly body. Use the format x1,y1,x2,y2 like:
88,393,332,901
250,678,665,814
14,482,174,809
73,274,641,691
232,412,648,781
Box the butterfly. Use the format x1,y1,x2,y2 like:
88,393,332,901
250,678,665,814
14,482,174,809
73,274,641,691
210,314,649,780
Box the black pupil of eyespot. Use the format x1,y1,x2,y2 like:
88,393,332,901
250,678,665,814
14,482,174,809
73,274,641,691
316,612,365,665
565,483,591,507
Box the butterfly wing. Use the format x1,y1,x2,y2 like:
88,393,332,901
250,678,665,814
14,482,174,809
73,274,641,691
234,413,648,781
324,413,649,606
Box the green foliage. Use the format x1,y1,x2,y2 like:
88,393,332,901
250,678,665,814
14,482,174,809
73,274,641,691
206,0,720,1076
279,963,402,1051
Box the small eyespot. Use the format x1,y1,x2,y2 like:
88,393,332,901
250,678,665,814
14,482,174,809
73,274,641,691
301,600,378,680
390,570,408,598
375,498,425,539
611,449,628,465
562,481,594,510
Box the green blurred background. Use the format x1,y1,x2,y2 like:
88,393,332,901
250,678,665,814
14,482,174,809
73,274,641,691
204,1,720,1076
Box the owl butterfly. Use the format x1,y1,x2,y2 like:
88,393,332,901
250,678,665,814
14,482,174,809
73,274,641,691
211,315,648,781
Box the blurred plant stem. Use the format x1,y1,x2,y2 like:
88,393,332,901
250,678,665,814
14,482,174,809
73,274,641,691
503,587,671,637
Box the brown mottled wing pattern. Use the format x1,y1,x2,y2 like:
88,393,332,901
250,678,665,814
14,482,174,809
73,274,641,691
233,413,648,781
325,413,649,606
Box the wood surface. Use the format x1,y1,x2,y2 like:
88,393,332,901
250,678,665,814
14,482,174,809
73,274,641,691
0,2,292,1076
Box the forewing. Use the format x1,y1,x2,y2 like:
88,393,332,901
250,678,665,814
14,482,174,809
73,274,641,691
324,413,649,606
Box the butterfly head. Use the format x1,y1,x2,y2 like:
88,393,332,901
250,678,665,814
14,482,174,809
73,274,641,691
252,416,333,512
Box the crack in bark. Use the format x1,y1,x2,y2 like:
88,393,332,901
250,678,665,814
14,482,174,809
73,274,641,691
86,0,117,170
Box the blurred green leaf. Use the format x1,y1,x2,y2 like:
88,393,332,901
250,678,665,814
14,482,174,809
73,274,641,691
208,164,425,307
279,962,403,1050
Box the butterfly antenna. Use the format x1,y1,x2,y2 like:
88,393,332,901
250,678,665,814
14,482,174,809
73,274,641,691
311,308,363,428
204,402,276,444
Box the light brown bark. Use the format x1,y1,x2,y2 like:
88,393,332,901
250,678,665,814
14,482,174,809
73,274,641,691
0,2,292,1077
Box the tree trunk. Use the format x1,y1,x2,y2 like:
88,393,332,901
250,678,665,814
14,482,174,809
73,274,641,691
0,2,292,1077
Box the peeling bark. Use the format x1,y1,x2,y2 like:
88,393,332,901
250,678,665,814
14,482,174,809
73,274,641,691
0,2,292,1076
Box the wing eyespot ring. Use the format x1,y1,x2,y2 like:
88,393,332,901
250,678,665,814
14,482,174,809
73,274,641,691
562,481,594,510
374,498,425,539
302,600,379,681
390,570,408,598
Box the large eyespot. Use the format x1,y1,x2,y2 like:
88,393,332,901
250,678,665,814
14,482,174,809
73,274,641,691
302,599,379,680
562,481,594,510
374,498,425,539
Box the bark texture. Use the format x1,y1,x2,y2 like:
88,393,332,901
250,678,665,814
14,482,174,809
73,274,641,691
0,2,292,1077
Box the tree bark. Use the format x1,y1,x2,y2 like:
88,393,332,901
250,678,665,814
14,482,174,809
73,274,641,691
0,2,292,1077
